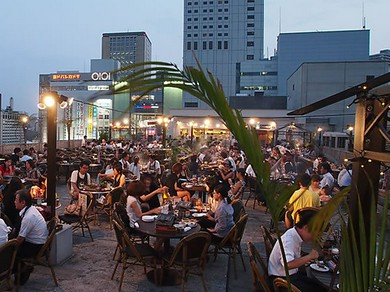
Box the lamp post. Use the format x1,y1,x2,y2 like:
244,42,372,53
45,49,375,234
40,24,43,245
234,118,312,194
348,126,354,151
20,115,29,148
204,119,210,140
116,122,121,138
189,121,194,145
123,118,129,139
38,91,72,220
317,127,323,150
157,116,170,148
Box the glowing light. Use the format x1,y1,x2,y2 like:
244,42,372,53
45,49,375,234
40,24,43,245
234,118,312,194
115,122,120,127
123,118,129,125
348,126,354,131
44,95,55,107
317,127,323,132
249,118,256,125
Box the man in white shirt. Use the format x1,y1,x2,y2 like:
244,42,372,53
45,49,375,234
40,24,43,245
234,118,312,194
70,160,91,199
119,152,131,175
81,135,87,148
319,162,335,196
14,189,48,285
268,209,326,291
0,218,9,246
20,149,33,162
146,155,161,177
337,163,352,190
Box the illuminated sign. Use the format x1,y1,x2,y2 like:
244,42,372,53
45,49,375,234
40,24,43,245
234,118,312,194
52,74,80,80
91,72,111,81
88,85,110,91
135,105,159,109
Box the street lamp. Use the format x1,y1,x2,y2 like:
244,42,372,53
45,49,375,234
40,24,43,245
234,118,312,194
157,116,170,148
20,115,29,148
347,125,354,151
204,119,210,140
38,91,72,220
317,127,323,148
189,121,194,145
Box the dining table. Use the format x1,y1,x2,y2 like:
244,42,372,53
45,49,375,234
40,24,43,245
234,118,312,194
136,216,202,286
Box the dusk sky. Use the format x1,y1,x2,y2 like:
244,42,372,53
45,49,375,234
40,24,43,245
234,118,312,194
1,0,388,113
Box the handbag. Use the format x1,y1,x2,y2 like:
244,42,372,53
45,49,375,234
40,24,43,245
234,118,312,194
64,203,81,216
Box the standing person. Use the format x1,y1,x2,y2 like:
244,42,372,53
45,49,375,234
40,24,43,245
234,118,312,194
268,209,327,292
206,184,235,241
14,190,48,285
70,160,91,199
0,156,15,177
81,135,87,148
285,174,320,228
129,156,141,180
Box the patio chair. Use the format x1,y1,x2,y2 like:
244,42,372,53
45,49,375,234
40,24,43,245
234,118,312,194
273,277,301,292
111,220,159,292
58,192,94,241
247,241,272,292
16,217,60,288
245,177,263,209
0,239,18,291
163,231,212,292
231,199,245,223
211,214,248,279
259,225,276,260
95,187,124,229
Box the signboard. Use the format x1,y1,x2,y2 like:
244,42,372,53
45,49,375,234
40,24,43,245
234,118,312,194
51,74,81,80
91,72,111,81
88,85,110,91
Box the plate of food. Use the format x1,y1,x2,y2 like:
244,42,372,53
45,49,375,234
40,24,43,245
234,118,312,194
142,215,156,222
310,263,330,272
187,222,197,228
173,223,186,229
192,212,207,218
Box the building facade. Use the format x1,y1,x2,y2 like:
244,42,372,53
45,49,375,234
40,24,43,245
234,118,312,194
183,0,265,108
277,30,370,96
0,96,26,145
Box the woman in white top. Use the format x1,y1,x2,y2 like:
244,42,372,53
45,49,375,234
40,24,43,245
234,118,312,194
125,181,161,227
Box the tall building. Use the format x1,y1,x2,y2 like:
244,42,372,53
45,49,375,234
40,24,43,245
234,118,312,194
102,31,152,71
277,30,370,96
0,96,26,145
183,0,265,108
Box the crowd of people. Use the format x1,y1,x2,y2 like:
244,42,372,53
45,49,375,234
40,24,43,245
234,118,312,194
0,136,353,288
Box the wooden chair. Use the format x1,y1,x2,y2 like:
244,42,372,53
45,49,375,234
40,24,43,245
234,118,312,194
95,187,124,229
59,192,94,241
0,239,18,291
259,225,276,260
111,220,159,292
16,218,60,288
164,231,212,292
211,214,249,279
247,241,272,292
273,277,301,292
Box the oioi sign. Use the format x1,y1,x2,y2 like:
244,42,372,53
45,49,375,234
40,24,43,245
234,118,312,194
91,72,111,81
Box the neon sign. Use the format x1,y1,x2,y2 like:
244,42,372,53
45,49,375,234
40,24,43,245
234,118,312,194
91,72,111,81
52,74,80,80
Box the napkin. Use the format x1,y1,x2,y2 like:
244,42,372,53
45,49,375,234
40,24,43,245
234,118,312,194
184,226,191,232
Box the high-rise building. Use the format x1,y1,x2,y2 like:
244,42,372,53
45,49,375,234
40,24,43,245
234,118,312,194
183,0,265,108
0,96,26,145
102,31,152,71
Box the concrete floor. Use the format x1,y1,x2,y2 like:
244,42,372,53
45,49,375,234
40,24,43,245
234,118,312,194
13,183,279,292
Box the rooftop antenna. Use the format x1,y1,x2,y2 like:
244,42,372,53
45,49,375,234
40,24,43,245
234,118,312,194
279,6,282,34
362,2,366,29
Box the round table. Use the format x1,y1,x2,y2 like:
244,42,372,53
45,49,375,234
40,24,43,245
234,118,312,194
136,219,201,286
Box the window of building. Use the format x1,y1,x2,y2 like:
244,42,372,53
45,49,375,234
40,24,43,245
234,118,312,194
209,17,213,20
209,25,213,28
203,33,207,37
203,9,207,12
224,41,228,49
218,41,222,49
187,18,192,21
194,9,198,12
224,24,228,28
247,6,254,11
218,8,222,12
247,41,254,46
187,42,191,50
247,55,254,60
224,8,228,12
194,17,198,21
187,26,192,29
188,2,192,5
203,41,207,50
218,24,222,28
194,1,198,4
247,0,254,2
209,9,213,12
188,10,192,13
209,33,213,36
224,32,228,36
218,33,222,36
247,15,254,19
187,34,191,37
194,25,198,29
224,0,228,3
247,31,255,36
203,1,207,4
185,102,198,108
194,33,198,37
209,41,213,49
218,16,222,20
210,1,213,4
218,0,222,4
194,41,198,50
224,16,228,20
203,25,207,28
203,17,207,20
247,23,254,27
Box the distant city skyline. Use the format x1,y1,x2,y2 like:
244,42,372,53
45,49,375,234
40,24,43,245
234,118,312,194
1,0,388,113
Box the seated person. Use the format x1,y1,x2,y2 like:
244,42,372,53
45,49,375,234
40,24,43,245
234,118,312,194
0,218,9,246
268,209,327,292
309,174,321,196
217,160,235,189
319,162,335,200
0,156,15,178
227,168,246,203
14,190,48,285
285,174,320,229
206,184,235,241
24,159,41,188
70,160,91,200
125,181,161,228
165,162,191,202
139,174,162,210
2,177,24,227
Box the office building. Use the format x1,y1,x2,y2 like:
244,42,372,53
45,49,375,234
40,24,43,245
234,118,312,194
102,31,152,72
0,96,26,145
277,30,370,95
183,0,265,108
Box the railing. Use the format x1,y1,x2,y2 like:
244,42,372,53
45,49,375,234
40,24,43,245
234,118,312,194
0,140,82,155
